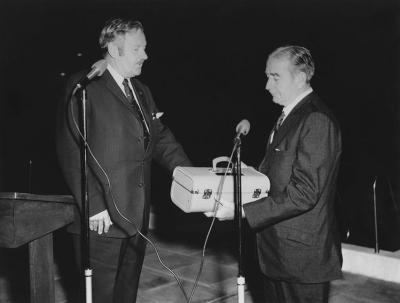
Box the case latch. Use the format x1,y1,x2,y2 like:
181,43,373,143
252,188,261,198
202,189,212,199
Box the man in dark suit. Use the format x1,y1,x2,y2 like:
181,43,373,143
56,18,191,303
207,45,342,302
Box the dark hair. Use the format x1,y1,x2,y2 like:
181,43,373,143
269,45,315,83
99,18,144,50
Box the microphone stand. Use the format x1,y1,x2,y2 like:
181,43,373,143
233,136,245,303
77,87,93,303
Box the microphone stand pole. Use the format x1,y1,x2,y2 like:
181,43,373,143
233,136,245,303
78,87,93,303
373,177,379,253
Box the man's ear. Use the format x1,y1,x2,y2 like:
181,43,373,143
107,42,119,59
296,71,307,87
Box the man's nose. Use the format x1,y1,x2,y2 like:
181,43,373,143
142,49,148,60
266,78,272,90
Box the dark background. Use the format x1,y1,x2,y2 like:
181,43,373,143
1,0,399,250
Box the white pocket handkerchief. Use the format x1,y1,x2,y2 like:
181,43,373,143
152,112,164,120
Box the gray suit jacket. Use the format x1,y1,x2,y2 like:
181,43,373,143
56,70,191,238
244,92,342,283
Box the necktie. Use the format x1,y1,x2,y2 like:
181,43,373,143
122,79,150,149
270,111,285,143
274,111,285,132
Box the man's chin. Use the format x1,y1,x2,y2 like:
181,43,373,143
272,97,280,104
135,66,143,75
129,68,142,78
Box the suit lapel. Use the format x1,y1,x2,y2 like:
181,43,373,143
100,70,141,120
99,71,154,150
268,92,314,151
259,92,315,171
130,78,152,130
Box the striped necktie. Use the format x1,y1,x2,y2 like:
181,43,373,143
270,111,285,143
274,111,285,132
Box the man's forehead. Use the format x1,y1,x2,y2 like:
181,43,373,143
266,57,291,73
125,29,146,44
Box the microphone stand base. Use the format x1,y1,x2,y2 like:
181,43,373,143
85,269,93,303
237,275,246,303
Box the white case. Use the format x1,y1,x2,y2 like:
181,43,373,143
170,157,270,213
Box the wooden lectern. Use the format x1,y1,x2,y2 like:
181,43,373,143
0,192,75,303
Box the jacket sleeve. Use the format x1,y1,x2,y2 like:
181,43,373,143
244,112,341,230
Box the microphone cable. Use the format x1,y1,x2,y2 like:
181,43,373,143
68,87,241,303
187,146,236,303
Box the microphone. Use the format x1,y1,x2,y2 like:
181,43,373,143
75,59,107,89
235,119,250,138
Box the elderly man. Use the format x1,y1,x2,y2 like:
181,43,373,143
207,45,342,303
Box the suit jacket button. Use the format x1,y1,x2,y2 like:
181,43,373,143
138,183,143,187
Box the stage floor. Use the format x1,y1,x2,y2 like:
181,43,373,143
1,223,400,303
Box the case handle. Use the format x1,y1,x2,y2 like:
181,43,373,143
212,156,247,172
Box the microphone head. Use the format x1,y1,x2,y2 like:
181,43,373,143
75,59,108,90
91,59,107,77
236,119,250,136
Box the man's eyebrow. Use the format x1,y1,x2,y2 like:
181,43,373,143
267,72,280,77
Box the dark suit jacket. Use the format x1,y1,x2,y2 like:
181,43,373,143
56,69,191,238
244,92,342,283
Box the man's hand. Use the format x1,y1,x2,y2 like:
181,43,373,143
204,199,235,221
89,210,113,234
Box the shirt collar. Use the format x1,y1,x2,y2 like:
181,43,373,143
107,64,126,92
282,87,313,120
